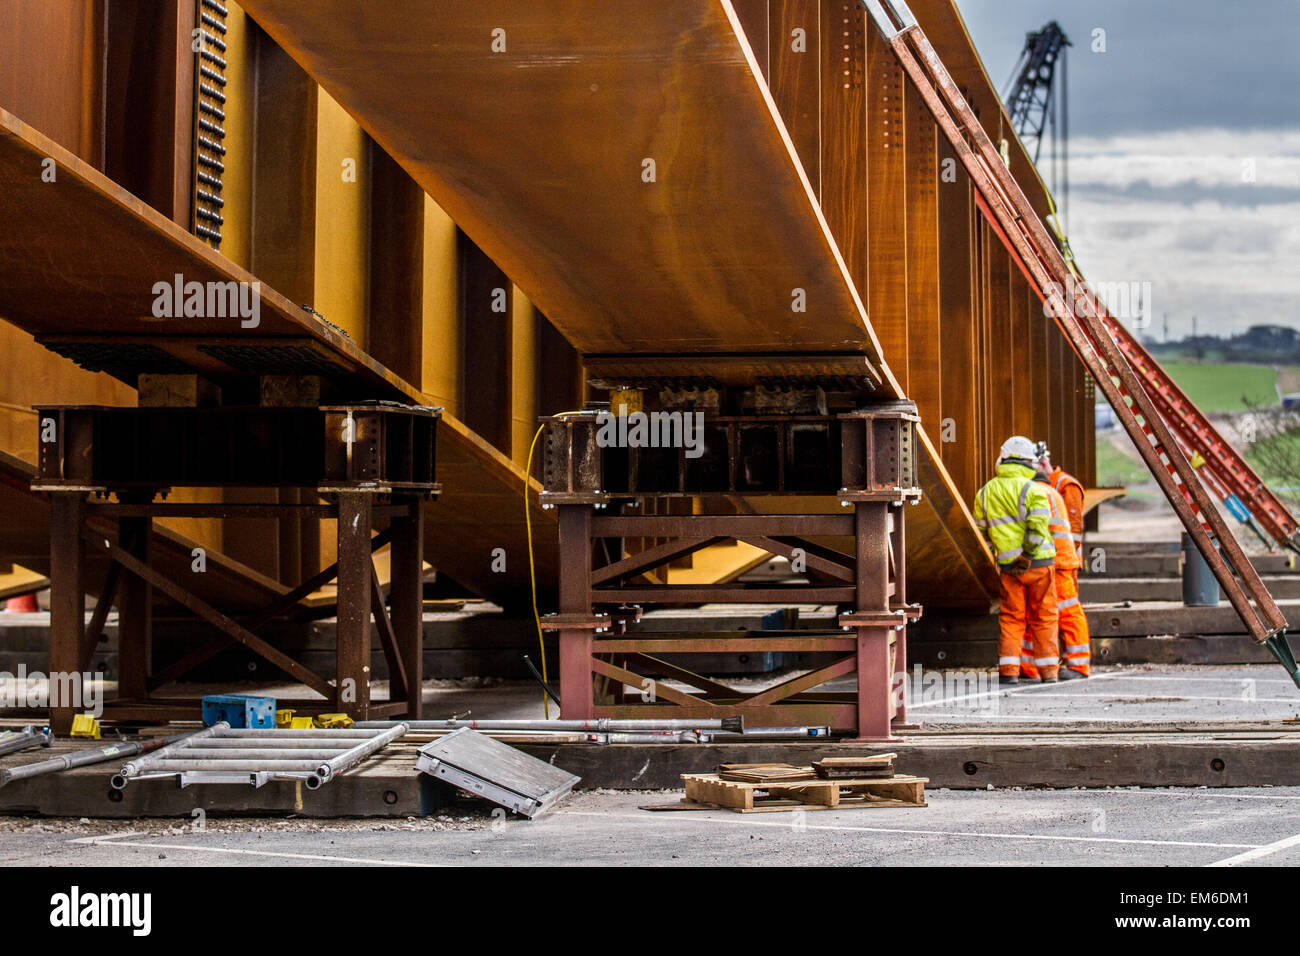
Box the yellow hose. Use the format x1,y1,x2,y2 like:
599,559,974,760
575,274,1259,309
524,412,586,718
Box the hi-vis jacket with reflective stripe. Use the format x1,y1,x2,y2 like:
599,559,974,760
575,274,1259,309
1049,466,1085,549
973,462,1057,569
1039,479,1082,571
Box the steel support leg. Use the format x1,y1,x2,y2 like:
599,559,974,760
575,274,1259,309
856,627,895,741
48,492,84,735
853,503,898,741
558,504,594,719
336,492,373,718
390,495,424,718
891,504,919,730
117,507,152,701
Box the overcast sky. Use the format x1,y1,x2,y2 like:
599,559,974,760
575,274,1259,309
954,0,1300,340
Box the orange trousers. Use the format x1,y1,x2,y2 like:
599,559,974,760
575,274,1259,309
999,565,1058,679
1021,567,1090,678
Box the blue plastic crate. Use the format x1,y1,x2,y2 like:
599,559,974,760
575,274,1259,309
201,694,277,729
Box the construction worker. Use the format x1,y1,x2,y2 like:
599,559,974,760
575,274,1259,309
1019,447,1091,679
1030,442,1091,677
1039,442,1085,555
973,436,1059,684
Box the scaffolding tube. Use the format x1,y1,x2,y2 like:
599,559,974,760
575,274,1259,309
354,717,745,732
0,730,197,788
0,725,53,758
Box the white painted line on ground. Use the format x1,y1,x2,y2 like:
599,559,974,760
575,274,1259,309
1000,692,1299,704
913,713,1288,722
909,672,1125,709
1018,789,1300,802
69,830,143,843
1089,675,1299,685
1207,831,1300,867
68,832,424,866
566,811,1257,851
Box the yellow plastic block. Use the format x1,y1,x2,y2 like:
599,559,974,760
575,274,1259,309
275,709,295,728
70,714,101,739
314,713,355,728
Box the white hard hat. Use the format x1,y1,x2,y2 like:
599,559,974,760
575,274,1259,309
999,435,1036,464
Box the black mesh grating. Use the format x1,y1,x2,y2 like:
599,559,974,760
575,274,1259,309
197,343,340,375
43,342,193,377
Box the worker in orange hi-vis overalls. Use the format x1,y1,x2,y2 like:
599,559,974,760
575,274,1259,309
973,436,1060,685
1020,447,1091,679
1045,456,1086,559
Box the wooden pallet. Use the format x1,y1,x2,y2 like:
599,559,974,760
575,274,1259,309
718,763,818,783
681,773,927,813
814,753,896,779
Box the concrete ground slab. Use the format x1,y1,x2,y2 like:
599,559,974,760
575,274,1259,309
4,786,1300,866
1,664,1298,815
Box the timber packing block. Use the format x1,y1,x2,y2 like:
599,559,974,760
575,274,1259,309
416,727,580,819
679,771,928,813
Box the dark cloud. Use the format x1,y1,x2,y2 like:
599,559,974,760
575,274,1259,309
954,0,1300,136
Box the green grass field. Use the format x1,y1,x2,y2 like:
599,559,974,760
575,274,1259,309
1095,361,1286,488
1094,435,1151,487
1158,361,1280,413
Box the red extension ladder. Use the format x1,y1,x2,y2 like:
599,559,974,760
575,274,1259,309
860,0,1299,679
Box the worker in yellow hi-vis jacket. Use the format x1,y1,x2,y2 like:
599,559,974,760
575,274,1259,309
1020,454,1091,680
972,436,1059,684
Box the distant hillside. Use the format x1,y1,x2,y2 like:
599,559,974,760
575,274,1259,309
1145,324,1300,366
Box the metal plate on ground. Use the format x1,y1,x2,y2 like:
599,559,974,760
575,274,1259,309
416,728,579,819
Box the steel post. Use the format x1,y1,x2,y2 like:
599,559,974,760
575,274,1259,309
335,491,373,718
390,494,425,717
557,504,594,719
854,503,897,741
48,492,84,736
117,502,153,701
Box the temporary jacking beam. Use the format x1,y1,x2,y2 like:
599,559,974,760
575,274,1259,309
34,404,439,732
860,0,1298,679
538,402,923,740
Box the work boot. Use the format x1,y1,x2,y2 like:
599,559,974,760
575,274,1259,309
998,673,1019,685
1040,673,1059,683
1058,667,1086,681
